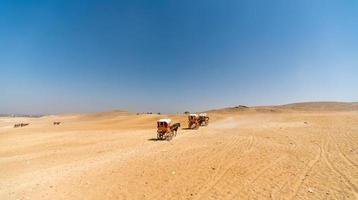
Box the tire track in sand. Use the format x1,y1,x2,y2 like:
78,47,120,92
328,130,358,168
269,129,300,200
228,156,285,200
286,144,322,200
192,135,255,200
147,131,250,200
322,138,358,199
194,142,285,200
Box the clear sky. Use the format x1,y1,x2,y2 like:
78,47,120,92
1,0,357,114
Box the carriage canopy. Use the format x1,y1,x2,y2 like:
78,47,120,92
158,119,172,124
189,114,198,117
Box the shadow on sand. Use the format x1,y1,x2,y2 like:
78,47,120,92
148,138,167,141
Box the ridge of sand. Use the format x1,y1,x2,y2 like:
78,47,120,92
207,101,358,114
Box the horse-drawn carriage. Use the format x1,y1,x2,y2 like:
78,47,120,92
157,119,180,141
188,114,200,129
199,113,210,126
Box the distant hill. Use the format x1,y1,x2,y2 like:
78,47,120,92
207,102,358,114
276,102,358,111
0,114,43,118
3,102,357,119
74,110,133,121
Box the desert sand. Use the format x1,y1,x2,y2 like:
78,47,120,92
1,102,357,200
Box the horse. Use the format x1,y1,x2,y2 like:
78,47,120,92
170,123,181,136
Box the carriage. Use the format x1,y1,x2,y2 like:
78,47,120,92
199,113,210,126
188,114,200,129
157,119,180,141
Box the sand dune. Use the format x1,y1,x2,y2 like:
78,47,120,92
0,102,357,199
277,102,358,111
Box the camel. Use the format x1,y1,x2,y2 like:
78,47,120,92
14,123,29,128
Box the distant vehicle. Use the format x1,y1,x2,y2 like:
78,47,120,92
188,114,200,129
198,113,209,126
157,119,180,141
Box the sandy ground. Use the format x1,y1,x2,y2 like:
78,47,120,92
0,103,358,200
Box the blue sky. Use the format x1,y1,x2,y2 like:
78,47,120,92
1,0,357,114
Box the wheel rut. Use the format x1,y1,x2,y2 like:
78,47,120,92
193,135,255,200
287,144,322,200
322,138,358,199
329,131,358,168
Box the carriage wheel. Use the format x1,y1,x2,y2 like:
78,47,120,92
157,132,163,140
166,133,173,141
190,123,195,129
195,124,199,129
